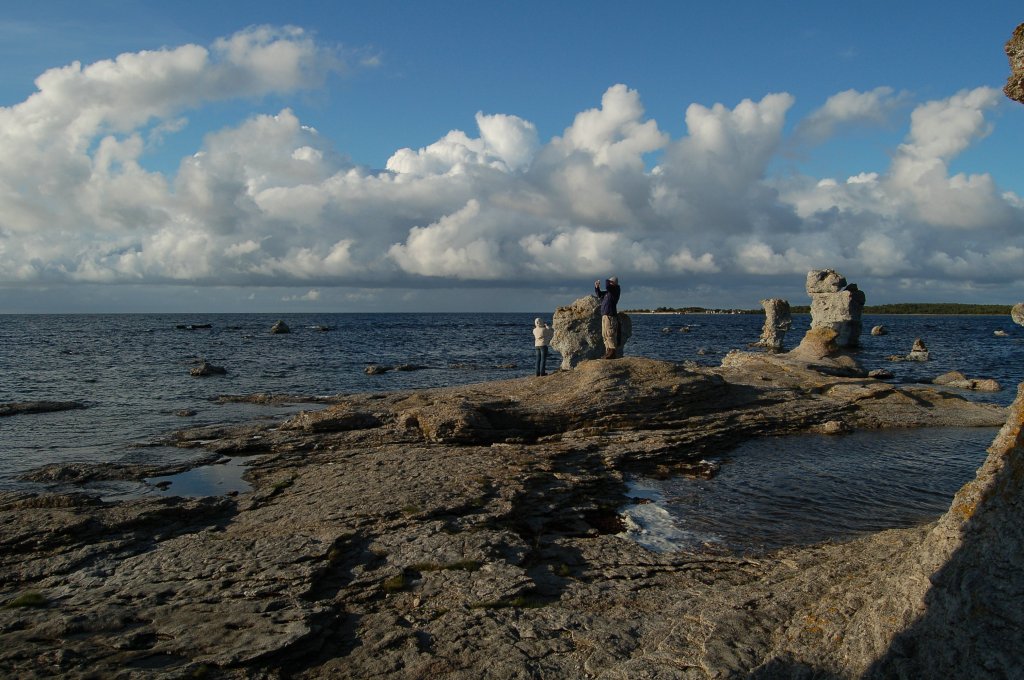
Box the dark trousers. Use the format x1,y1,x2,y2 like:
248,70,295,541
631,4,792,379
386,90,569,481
535,346,549,375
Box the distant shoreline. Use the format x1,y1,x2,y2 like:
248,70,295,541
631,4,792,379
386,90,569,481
624,303,1014,316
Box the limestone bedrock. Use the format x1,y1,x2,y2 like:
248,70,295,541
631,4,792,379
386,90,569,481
0,353,1018,679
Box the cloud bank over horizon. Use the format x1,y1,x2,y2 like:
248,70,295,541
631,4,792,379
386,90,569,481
1,26,1022,311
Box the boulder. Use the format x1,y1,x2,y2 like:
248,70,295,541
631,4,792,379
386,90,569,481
1011,302,1024,327
871,325,888,336
933,371,1001,392
190,361,226,377
754,298,791,351
550,296,632,370
888,338,929,362
788,327,839,360
1006,23,1024,104
270,320,290,334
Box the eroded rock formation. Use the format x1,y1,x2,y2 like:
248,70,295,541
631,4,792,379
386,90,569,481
550,295,632,369
755,298,792,351
1006,23,1024,104
805,269,865,348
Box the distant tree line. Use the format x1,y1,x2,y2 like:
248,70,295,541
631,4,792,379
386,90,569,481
860,303,1013,315
624,306,760,314
628,303,1011,315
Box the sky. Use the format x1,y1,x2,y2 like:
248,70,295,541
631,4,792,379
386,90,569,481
0,1,1022,313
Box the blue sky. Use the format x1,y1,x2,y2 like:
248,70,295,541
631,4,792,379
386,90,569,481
0,1,1022,312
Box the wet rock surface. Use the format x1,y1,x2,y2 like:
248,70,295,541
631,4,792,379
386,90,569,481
0,401,87,417
0,354,1016,679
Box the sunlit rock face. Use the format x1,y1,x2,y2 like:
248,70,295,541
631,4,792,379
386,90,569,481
550,296,632,369
1005,23,1024,104
755,298,792,351
805,269,865,348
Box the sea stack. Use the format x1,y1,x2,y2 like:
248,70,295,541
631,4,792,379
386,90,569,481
756,298,792,351
805,269,865,348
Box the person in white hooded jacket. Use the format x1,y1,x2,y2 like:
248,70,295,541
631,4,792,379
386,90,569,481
533,318,554,376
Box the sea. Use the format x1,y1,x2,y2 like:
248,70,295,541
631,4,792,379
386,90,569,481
2,312,1020,551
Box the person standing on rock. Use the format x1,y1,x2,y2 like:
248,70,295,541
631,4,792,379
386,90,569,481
533,318,554,376
594,276,621,359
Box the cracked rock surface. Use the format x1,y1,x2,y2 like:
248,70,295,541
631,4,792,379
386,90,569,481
1,354,1018,678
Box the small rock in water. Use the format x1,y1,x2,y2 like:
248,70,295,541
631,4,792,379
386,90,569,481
270,320,290,334
190,361,227,377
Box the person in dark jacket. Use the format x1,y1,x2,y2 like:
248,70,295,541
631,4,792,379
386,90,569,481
594,276,620,359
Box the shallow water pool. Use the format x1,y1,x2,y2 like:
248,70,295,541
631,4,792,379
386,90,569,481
621,426,999,554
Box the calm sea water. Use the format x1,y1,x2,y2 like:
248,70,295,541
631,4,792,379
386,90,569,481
1,312,1020,546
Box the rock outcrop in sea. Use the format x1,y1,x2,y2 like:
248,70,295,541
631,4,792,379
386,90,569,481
806,269,865,348
550,295,632,369
1,343,1017,678
888,337,930,362
754,298,791,351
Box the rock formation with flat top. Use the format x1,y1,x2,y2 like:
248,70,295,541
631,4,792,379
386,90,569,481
805,269,866,348
550,296,632,369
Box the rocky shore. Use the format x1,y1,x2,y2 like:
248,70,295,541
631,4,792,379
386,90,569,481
1,345,1019,679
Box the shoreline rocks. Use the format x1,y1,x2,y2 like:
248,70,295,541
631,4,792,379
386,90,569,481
550,295,632,369
933,370,1001,392
0,354,1016,678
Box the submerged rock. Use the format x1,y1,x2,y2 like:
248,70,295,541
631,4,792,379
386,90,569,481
270,320,290,334
190,360,227,376
0,401,86,417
